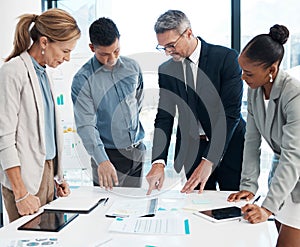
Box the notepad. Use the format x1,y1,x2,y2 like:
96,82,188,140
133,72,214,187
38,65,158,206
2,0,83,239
44,196,107,214
105,198,158,218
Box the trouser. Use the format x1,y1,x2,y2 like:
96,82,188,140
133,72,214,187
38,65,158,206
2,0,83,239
91,143,146,188
185,131,244,191
2,160,55,223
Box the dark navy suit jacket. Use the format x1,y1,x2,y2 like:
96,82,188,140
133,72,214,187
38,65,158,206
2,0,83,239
152,37,246,173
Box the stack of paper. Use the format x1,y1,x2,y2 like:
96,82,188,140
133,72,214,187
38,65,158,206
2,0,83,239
105,198,157,218
109,217,190,235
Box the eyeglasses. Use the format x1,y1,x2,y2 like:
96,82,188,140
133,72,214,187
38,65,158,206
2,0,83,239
156,28,188,52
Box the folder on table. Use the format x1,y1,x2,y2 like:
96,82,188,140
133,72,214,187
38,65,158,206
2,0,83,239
44,196,107,214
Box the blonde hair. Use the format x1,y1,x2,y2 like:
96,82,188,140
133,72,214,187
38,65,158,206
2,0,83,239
5,8,81,62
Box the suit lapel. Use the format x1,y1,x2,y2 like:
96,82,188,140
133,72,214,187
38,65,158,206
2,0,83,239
195,38,209,126
265,96,275,136
197,37,207,91
20,52,45,149
255,87,266,132
264,70,284,140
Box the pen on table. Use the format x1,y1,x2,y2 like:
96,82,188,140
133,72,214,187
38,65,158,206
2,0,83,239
252,195,261,204
103,197,109,206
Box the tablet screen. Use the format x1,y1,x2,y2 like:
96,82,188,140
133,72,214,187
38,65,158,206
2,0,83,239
195,206,242,222
18,210,79,232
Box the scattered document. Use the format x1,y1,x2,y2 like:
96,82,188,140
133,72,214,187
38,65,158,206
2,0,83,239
105,198,157,218
150,189,186,199
109,217,190,235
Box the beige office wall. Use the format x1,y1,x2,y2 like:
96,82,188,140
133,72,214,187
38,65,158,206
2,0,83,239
0,0,41,65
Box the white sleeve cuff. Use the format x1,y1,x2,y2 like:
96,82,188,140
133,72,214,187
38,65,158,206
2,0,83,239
152,159,166,167
202,157,213,166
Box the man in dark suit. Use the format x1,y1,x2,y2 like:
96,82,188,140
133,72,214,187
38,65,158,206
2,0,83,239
146,10,246,195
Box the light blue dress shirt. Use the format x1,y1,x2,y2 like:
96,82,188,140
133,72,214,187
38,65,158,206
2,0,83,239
71,56,145,165
31,57,56,160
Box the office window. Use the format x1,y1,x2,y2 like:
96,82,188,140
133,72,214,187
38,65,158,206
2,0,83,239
241,0,300,194
57,0,231,55
241,0,300,70
54,0,232,186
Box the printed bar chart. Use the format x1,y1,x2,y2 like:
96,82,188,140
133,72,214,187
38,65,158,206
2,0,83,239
57,94,64,105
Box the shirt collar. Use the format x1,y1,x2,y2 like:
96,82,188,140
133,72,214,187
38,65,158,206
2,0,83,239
92,55,124,72
30,56,46,74
188,38,201,64
92,55,103,71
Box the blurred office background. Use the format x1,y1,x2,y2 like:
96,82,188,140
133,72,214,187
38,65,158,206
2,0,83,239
1,0,300,226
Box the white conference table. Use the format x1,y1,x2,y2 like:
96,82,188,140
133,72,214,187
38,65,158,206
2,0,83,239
0,186,278,247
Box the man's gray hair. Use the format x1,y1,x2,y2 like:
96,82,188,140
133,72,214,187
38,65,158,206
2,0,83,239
154,10,191,34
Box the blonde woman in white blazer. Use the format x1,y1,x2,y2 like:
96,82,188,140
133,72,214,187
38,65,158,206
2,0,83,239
228,25,300,247
0,9,80,222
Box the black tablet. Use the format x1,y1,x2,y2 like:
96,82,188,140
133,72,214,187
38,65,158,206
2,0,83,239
17,210,79,232
193,206,242,223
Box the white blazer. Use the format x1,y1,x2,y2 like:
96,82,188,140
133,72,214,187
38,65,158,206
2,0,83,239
0,51,63,195
240,69,300,214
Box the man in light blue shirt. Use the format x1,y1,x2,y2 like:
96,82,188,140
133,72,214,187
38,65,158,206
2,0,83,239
71,18,145,189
